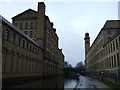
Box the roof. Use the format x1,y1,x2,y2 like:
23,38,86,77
45,15,59,39
103,20,120,29
12,8,37,19
0,15,39,47
89,20,120,51
103,32,120,47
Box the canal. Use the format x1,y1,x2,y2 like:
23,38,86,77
64,78,79,88
7,76,113,89
7,76,79,89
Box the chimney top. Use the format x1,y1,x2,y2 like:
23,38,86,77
38,2,45,4
85,33,89,37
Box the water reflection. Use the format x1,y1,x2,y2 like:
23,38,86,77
13,76,64,88
9,75,78,89
64,79,78,88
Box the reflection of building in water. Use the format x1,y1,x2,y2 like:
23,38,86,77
2,2,64,88
13,76,64,88
84,20,120,84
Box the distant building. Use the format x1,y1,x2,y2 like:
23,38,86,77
2,2,64,80
64,61,68,68
84,20,120,84
75,62,84,69
64,61,72,68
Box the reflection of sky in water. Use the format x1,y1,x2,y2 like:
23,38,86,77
64,79,78,88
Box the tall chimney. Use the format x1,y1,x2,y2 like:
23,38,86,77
36,2,46,48
84,33,90,56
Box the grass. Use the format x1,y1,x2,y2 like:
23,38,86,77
92,77,120,90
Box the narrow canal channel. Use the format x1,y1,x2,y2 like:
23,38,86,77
64,78,79,89
5,76,79,88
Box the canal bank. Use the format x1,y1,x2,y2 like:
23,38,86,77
75,76,113,89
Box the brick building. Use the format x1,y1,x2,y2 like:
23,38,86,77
84,20,120,84
1,2,64,82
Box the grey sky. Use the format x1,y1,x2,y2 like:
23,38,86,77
0,1,118,67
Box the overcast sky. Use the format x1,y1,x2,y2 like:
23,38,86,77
0,1,119,67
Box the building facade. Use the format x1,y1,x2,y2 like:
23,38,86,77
84,20,120,84
103,33,120,77
2,2,64,82
2,15,43,79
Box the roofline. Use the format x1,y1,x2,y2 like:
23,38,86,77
0,15,40,48
103,20,120,28
12,8,37,19
89,28,103,50
45,15,59,39
89,20,120,51
103,31,120,47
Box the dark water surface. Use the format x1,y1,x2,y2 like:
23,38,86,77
12,76,78,89
13,76,64,88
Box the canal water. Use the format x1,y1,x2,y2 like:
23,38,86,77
11,76,78,89
64,78,78,88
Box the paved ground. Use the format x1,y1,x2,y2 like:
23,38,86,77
74,76,113,90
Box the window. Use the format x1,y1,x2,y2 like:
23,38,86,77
38,49,39,54
116,39,118,49
108,37,111,40
35,23,37,29
19,23,23,30
24,31,28,35
11,33,15,43
26,42,29,49
25,23,28,29
111,56,113,68
33,46,34,53
115,30,119,34
14,23,18,27
110,43,113,52
35,48,36,53
114,55,116,67
108,45,110,53
117,53,119,67
22,40,25,48
4,29,9,40
107,46,108,55
30,44,32,51
107,30,111,34
109,57,111,68
17,37,20,46
110,57,112,68
113,41,115,51
119,36,120,45
30,23,33,29
30,31,33,38
28,12,32,18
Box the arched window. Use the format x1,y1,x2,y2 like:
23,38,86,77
25,56,28,72
4,29,9,40
2,48,8,73
16,53,19,73
10,51,14,73
29,57,31,73
30,23,33,29
11,33,16,43
21,54,24,73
